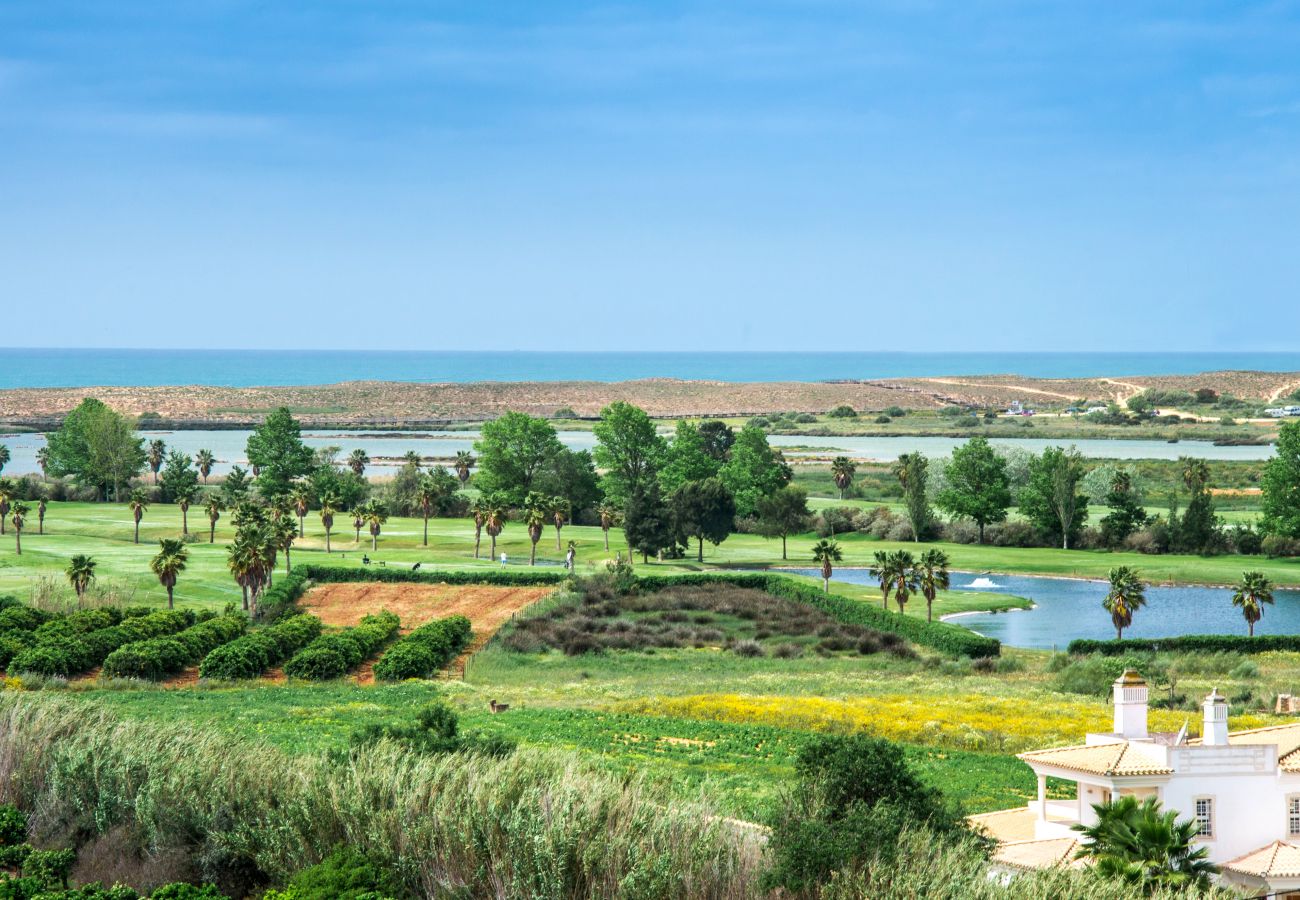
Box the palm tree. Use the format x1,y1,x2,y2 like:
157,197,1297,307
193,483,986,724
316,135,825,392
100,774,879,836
348,449,369,477
916,549,951,623
454,451,474,491
551,497,569,551
204,493,225,543
274,516,297,574
523,494,548,566
471,498,487,559
66,554,97,599
147,439,166,484
415,476,442,547
597,504,618,552
35,446,49,482
485,501,506,560
176,484,198,536
36,497,46,535
1073,795,1217,892
128,489,150,544
1103,566,1146,640
870,550,895,610
830,457,856,501
318,491,340,553
0,444,8,477
403,450,422,470
811,539,843,592
289,483,311,538
888,550,918,615
227,532,261,612
361,499,388,551
0,479,12,536
195,449,215,484
1232,571,1275,637
150,537,189,610
351,508,364,543
9,501,28,555
1181,457,1210,491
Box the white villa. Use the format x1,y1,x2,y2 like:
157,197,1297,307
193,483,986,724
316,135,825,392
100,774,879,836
972,670,1300,898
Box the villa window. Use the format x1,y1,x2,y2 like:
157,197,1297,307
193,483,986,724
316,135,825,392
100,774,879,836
1290,796,1300,836
1194,798,1214,838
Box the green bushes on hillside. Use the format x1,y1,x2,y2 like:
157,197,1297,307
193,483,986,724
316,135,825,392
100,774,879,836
199,614,322,680
9,609,196,677
284,611,399,681
373,616,472,681
103,615,247,680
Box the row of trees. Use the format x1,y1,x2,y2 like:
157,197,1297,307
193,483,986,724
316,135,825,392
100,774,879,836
1102,567,1275,639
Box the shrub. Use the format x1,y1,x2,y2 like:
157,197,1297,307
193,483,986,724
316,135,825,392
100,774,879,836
103,615,247,680
285,611,399,681
874,415,891,424
199,614,323,680
826,405,858,419
9,610,195,678
1068,634,1300,656
23,847,76,888
1263,534,1300,558
0,606,54,633
882,406,906,418
0,804,26,845
255,572,310,623
373,615,472,681
276,845,406,900
732,639,764,658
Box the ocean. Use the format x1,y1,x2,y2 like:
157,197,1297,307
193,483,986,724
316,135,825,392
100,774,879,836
0,349,1297,389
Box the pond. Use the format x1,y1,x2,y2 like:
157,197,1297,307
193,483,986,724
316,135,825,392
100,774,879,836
781,568,1300,651
0,429,1273,478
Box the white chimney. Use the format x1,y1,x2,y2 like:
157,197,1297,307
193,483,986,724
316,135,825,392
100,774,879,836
1113,669,1149,739
1203,688,1230,746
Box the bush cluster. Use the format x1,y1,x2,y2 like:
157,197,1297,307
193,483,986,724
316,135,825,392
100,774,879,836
1069,633,1300,656
9,610,196,678
373,616,471,681
199,614,322,680
284,611,400,681
348,700,516,760
102,615,247,680
256,572,310,623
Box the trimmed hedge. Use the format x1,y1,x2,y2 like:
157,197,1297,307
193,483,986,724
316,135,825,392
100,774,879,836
256,572,311,623
284,610,400,681
9,610,196,677
1069,634,1300,656
632,573,1001,659
294,564,565,588
374,615,472,681
198,614,323,680
102,615,248,680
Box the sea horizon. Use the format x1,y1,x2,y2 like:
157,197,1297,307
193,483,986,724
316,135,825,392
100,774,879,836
2,348,1299,390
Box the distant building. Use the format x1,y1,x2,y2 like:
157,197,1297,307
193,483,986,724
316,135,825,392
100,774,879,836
972,670,1300,896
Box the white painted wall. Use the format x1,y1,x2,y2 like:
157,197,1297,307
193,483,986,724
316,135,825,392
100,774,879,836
1161,745,1285,863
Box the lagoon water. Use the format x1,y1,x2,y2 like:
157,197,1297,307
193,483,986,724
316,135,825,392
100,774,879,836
785,568,1300,650
0,429,1276,478
3,349,1300,388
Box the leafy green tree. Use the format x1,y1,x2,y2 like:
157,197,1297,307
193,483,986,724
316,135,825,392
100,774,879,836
1100,470,1148,546
1177,456,1219,554
916,549,951,623
535,448,601,518
892,452,931,542
935,436,1010,544
1262,421,1300,538
812,539,842,592
204,493,225,543
147,438,166,484
222,465,252,501
623,483,674,563
127,489,149,544
348,448,370,477
660,421,720,493
474,411,565,506
1232,571,1275,637
309,457,368,512
246,408,316,499
669,478,736,562
44,398,146,500
593,401,666,508
754,485,810,560
403,450,423,470
195,448,215,484
66,554,96,598
150,537,189,609
830,456,856,500
1073,795,1217,891
697,420,735,461
719,426,792,518
1103,566,1146,640
1019,446,1088,549
159,450,199,504
9,500,28,554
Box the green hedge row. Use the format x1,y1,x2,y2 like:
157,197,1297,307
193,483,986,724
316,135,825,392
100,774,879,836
373,615,472,681
199,614,322,680
1068,634,1300,656
283,610,400,681
294,565,566,588
256,572,311,622
0,606,54,634
102,615,248,680
9,610,197,677
633,573,1002,659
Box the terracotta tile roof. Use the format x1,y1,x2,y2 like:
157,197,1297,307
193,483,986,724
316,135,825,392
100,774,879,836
1222,841,1300,879
993,838,1087,871
1188,722,1300,771
968,807,1039,843
1018,741,1172,777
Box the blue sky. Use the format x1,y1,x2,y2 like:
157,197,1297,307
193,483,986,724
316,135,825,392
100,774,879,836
2,1,1299,351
